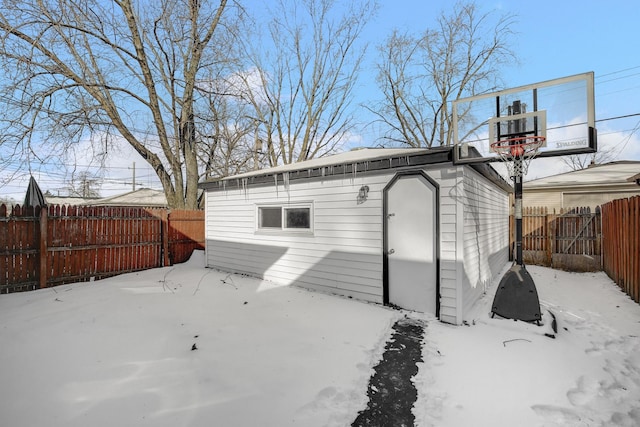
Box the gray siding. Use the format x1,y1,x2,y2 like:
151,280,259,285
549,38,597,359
461,167,510,319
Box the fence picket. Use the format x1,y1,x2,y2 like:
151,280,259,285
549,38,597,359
515,205,601,271
602,196,640,303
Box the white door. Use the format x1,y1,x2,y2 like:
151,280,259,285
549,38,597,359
386,174,437,314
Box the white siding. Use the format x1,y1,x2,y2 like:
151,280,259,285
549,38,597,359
427,166,462,325
205,174,390,302
461,167,510,320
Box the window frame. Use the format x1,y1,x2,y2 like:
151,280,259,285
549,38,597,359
256,202,314,234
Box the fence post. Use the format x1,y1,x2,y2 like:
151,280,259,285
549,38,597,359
39,207,48,289
161,209,170,267
546,210,555,267
596,206,602,270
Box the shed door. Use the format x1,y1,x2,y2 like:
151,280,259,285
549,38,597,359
386,174,438,314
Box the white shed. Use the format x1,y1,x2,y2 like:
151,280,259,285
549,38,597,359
199,147,511,324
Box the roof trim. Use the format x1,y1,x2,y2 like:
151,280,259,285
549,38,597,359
199,147,451,189
199,146,511,193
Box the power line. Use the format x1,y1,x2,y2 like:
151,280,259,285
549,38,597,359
596,65,640,79
598,127,640,137
596,112,640,123
597,72,640,85
614,119,640,157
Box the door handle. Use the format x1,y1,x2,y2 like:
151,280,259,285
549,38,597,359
387,249,395,255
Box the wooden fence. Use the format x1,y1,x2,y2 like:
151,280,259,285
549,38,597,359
601,196,640,303
0,204,204,294
513,206,602,272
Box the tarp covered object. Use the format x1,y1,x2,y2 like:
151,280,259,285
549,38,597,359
23,176,47,208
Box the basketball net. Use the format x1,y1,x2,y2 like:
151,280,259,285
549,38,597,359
491,136,546,178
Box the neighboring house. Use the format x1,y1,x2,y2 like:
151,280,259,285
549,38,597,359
44,189,168,208
523,161,640,210
46,188,206,209
87,188,168,208
44,195,99,206
199,147,511,325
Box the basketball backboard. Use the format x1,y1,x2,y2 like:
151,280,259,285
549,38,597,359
453,72,596,164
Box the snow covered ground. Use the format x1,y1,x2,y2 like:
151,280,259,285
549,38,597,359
1,252,639,426
415,265,640,426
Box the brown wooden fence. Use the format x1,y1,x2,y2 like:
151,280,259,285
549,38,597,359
513,206,602,272
0,204,204,294
601,196,640,303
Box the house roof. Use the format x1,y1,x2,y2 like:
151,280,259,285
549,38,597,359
87,188,168,207
524,161,640,190
45,195,100,206
199,146,511,192
627,172,640,183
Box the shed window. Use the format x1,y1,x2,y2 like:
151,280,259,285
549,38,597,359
259,207,282,228
257,204,313,232
285,208,310,229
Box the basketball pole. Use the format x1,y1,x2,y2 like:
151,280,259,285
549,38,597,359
514,161,524,266
509,99,525,266
490,100,542,323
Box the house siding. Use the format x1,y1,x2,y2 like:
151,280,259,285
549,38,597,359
523,191,564,211
524,189,640,211
461,167,510,319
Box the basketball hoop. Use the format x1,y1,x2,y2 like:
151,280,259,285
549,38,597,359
490,135,546,177
450,73,599,323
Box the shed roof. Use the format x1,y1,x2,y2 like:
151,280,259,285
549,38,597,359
222,147,433,180
199,146,510,192
524,161,640,189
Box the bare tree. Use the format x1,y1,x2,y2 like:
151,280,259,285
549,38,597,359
0,0,233,208
372,2,516,148
197,76,262,178
240,0,376,167
562,149,616,171
66,171,101,198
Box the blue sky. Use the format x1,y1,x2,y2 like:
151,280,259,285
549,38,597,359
356,0,640,132
362,0,639,91
353,0,640,178
1,0,639,200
